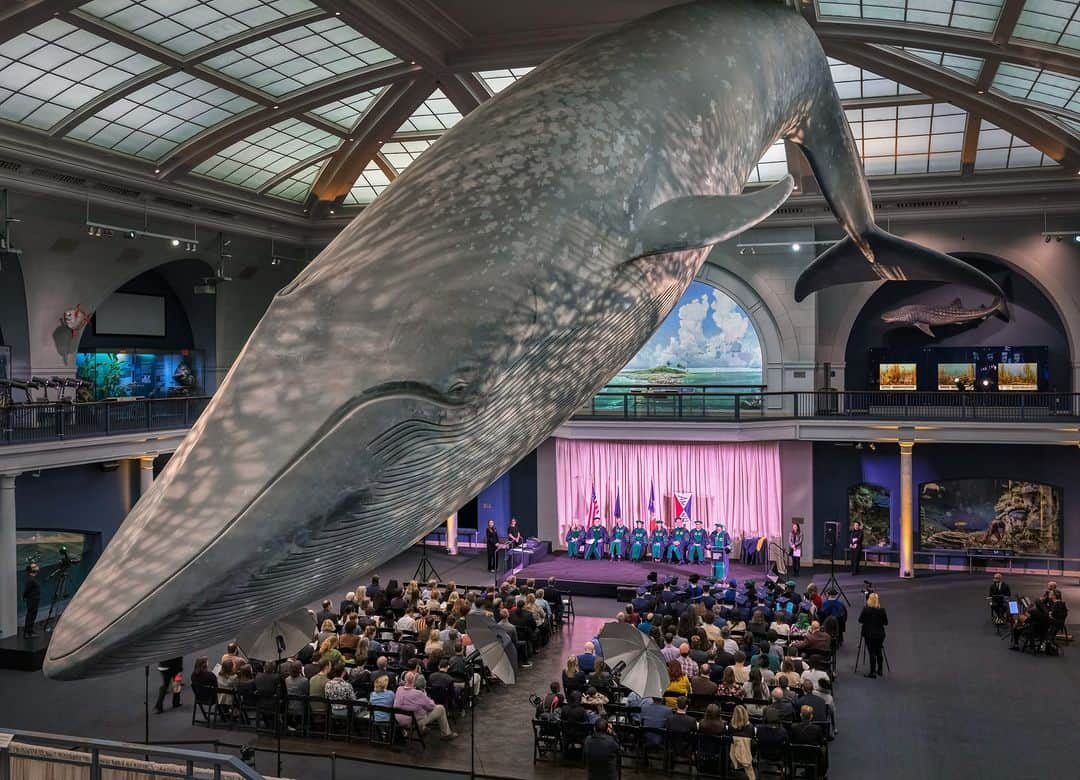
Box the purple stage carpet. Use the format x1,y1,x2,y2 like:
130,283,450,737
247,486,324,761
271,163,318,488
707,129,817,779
514,554,771,599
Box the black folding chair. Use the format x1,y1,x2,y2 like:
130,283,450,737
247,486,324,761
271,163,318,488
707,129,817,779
790,742,827,779
532,719,561,762
560,721,591,761
694,732,728,778
665,730,697,774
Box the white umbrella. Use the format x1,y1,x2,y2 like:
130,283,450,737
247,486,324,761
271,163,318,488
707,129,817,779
235,608,316,662
598,621,669,699
465,614,517,684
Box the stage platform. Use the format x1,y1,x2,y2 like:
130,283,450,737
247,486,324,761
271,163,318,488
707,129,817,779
514,553,771,599
0,630,50,672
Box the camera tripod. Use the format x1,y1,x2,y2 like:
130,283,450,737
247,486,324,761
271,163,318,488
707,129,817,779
413,540,442,583
853,635,890,674
823,545,851,606
43,564,73,633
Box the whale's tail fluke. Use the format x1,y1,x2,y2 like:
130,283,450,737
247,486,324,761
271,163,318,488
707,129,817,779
793,226,1006,303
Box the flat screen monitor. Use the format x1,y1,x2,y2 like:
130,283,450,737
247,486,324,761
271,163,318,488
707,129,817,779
879,363,917,390
937,362,975,390
998,362,1038,391
1008,600,1020,616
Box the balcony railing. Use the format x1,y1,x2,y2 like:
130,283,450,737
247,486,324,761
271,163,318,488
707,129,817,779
575,389,1080,422
0,396,211,445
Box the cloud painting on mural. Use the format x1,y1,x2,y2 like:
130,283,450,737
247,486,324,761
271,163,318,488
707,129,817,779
44,0,1002,678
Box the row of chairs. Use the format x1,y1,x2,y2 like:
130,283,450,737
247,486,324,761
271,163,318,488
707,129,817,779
534,720,828,778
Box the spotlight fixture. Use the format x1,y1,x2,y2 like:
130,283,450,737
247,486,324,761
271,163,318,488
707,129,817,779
84,219,198,251
1074,236,1080,244
737,238,832,253
1045,235,1053,243
124,229,137,239
1039,230,1080,243
171,239,180,247
791,243,801,251
271,257,281,266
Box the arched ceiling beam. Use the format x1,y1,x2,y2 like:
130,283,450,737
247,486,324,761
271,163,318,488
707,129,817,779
827,41,1080,169
373,153,398,181
0,0,84,42
307,76,437,214
156,60,421,180
310,0,487,115
256,149,339,196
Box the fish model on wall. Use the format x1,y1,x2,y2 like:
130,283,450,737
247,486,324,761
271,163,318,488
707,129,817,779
881,296,1009,338
44,0,1004,679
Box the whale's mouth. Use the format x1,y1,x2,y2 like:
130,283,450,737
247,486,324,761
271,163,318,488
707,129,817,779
45,381,472,674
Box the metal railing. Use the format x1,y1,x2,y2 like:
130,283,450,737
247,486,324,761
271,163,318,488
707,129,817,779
0,728,262,779
575,389,1080,422
0,396,211,445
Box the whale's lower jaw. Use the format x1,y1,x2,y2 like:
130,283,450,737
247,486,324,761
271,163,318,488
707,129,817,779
44,251,703,680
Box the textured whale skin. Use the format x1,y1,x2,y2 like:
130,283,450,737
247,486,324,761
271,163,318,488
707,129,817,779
46,0,928,678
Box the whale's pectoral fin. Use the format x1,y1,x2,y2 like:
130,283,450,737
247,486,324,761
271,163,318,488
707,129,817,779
629,175,793,258
794,226,1005,302
915,322,935,338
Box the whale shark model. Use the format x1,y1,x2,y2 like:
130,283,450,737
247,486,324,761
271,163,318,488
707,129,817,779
44,0,1003,679
882,296,1009,337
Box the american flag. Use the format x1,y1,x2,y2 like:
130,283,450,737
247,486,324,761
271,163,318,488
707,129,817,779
648,481,657,532
587,484,600,524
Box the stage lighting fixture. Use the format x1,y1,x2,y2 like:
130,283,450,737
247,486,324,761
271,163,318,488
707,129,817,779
1045,235,1052,243
1074,236,1080,244
271,257,281,266
124,230,137,239
791,243,801,251
171,239,180,247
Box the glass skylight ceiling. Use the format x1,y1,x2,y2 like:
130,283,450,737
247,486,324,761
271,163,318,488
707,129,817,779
193,117,339,189
1013,0,1080,51
974,120,1057,170
309,89,381,130
203,18,395,97
993,62,1080,114
68,71,255,159
345,160,391,205
79,0,319,57
746,141,788,183
396,90,461,133
817,0,1004,32
845,102,967,176
0,19,159,130
379,138,434,173
477,68,534,95
829,58,919,99
900,48,983,80
266,159,323,202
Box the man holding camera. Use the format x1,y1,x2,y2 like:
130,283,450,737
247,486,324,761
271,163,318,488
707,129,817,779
22,562,40,638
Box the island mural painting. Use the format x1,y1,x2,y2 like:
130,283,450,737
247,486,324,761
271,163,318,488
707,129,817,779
919,478,1061,555
848,483,891,548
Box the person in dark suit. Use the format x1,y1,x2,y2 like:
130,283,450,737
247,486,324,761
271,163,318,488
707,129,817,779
667,697,697,733
22,563,40,638
154,656,184,713
989,573,1011,623
795,680,828,723
858,592,888,678
315,599,338,627
583,718,620,780
848,521,864,575
790,704,825,745
485,520,500,572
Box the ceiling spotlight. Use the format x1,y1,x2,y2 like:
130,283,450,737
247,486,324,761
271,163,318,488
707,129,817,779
330,209,336,215
154,168,161,174
1074,235,1080,244
124,229,137,239
1045,235,1053,243
271,257,281,266
1056,236,1063,242
791,243,801,251
171,238,180,247
976,89,985,95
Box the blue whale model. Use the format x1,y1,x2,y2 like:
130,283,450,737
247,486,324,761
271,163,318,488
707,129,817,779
44,0,1001,678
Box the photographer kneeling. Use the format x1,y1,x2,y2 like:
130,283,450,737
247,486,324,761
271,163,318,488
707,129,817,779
858,592,888,679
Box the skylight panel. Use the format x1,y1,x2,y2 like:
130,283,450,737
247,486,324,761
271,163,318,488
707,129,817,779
379,138,434,173
745,141,788,184
818,0,1004,33
78,0,320,57
0,19,158,130
844,102,966,176
901,48,983,80
477,68,534,95
1013,0,1080,51
829,57,919,100
66,71,255,160
974,120,1057,170
308,89,381,130
265,159,323,202
993,62,1080,114
192,117,339,189
395,90,461,133
345,160,391,205
203,18,395,97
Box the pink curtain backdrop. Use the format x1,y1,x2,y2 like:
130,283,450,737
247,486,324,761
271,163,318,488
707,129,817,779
554,438,782,545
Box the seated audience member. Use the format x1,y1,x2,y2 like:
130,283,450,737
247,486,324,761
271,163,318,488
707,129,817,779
664,659,692,708
308,659,332,715
765,687,795,722
254,660,286,703
539,681,562,715
215,658,238,708
791,704,826,745
818,678,838,733
582,686,609,715
769,612,791,642
698,703,727,735
638,696,672,746
688,635,710,666
752,650,778,682
318,635,344,667
324,665,357,716
667,696,697,734
702,612,723,643
338,621,361,655
677,643,699,678
339,591,357,617
559,690,591,725
220,642,244,671
796,620,832,655
731,651,750,684
370,656,393,690
583,719,620,780
577,641,598,673
369,676,395,723
720,627,740,656
690,665,718,697
717,666,743,698
588,658,613,690
796,679,829,724
779,659,802,688
660,634,680,662
315,600,338,627
563,656,587,694
777,676,799,704
802,658,831,692
191,657,217,697
728,705,756,778
756,708,790,751
284,661,309,721
235,665,256,706
740,668,770,717
394,671,458,740
428,658,455,697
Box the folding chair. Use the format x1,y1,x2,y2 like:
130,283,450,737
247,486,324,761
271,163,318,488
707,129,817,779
561,594,576,624
191,684,218,727
665,730,697,774
694,732,728,779
368,705,399,747
532,719,561,762
790,743,827,779
560,721,591,761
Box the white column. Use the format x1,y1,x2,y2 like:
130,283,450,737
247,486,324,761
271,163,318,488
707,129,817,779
138,455,156,497
898,441,915,579
0,473,20,638
446,512,459,555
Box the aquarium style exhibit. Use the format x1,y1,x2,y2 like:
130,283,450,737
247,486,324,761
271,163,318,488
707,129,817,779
937,362,975,390
848,483,891,548
76,350,204,400
997,362,1038,391
879,363,917,390
919,478,1061,556
867,346,1049,391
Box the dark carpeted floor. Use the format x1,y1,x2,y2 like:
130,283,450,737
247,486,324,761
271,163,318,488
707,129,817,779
0,545,1075,779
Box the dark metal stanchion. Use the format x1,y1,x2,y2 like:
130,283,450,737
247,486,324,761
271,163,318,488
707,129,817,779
144,665,150,746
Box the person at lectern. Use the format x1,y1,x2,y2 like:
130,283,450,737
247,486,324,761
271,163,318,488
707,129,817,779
848,521,864,576
566,523,585,558
666,521,689,564
711,524,732,579
584,522,608,561
650,526,668,561
629,520,648,562
609,520,629,560
485,519,500,572
687,520,708,564
507,517,524,547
